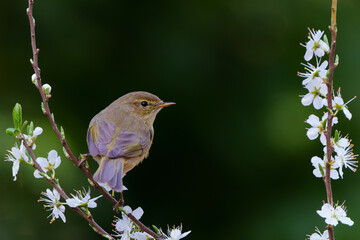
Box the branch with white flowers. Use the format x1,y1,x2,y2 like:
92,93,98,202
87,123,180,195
5,0,191,240
5,132,113,239
299,1,357,240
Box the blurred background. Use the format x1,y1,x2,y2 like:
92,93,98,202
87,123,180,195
1,0,360,239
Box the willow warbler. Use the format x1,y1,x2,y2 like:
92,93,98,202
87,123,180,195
87,91,175,192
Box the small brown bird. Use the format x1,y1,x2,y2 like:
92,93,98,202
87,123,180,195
87,91,175,192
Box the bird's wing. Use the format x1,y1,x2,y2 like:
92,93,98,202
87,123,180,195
87,120,116,156
87,120,151,159
108,130,151,158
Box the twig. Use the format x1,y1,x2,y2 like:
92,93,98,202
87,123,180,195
18,136,114,240
324,0,338,240
26,0,162,239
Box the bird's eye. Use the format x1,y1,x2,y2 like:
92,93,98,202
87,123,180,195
140,101,148,107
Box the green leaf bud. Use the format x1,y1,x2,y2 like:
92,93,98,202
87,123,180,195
6,128,16,136
13,103,22,130
27,121,34,136
334,130,339,143
60,126,65,140
152,225,161,235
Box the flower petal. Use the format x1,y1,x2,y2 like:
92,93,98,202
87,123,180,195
325,217,338,226
339,216,354,226
315,48,325,58
305,48,314,61
132,207,144,220
313,96,324,110
317,203,333,218
319,40,329,52
343,107,352,120
33,169,43,178
307,128,319,140
12,160,20,181
66,198,81,208
330,169,339,180
33,127,43,136
36,157,48,169
301,93,313,106
306,114,320,126
48,150,58,165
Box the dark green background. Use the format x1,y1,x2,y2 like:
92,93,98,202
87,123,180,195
1,0,360,239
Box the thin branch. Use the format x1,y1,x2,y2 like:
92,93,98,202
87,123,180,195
18,136,114,240
324,0,338,240
26,0,162,239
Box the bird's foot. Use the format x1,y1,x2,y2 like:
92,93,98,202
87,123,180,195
113,192,124,213
77,153,90,167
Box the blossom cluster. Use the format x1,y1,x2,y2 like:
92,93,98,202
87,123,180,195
300,29,357,184
39,188,102,223
299,29,357,238
5,124,102,223
113,206,191,240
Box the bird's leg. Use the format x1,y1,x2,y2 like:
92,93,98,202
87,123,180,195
113,192,124,213
120,191,124,205
77,153,90,167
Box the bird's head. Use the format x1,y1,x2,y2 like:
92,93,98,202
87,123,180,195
119,91,175,123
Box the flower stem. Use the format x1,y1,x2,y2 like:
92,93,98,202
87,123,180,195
324,0,338,240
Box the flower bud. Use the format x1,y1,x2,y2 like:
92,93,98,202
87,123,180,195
63,147,70,158
31,74,37,85
42,84,52,97
41,102,46,114
60,126,65,140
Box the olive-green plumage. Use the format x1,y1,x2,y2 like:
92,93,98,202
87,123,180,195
87,91,174,192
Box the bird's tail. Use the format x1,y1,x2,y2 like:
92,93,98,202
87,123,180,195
93,158,124,192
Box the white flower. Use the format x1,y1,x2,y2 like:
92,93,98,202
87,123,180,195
23,126,43,150
304,29,330,61
333,93,354,120
323,134,350,153
335,96,352,120
317,203,354,226
323,90,355,120
309,228,329,240
311,156,339,180
162,225,191,240
39,188,66,223
66,188,101,208
334,135,351,153
113,206,144,240
5,141,30,181
298,60,328,86
34,150,61,178
306,113,337,141
301,80,328,109
335,144,358,178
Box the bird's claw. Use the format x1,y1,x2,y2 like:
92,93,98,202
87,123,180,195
77,153,90,167
113,199,124,213
113,192,124,213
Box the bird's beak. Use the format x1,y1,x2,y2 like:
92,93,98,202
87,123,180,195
155,102,176,108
